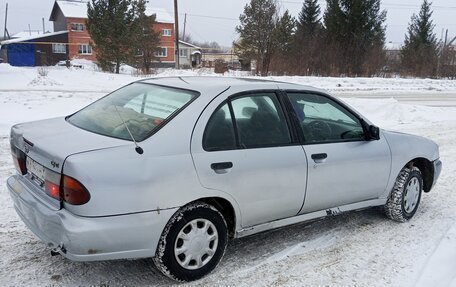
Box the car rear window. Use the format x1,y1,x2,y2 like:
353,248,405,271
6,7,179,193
68,83,198,141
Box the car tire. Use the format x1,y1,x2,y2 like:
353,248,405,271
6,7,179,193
385,166,423,222
153,202,228,282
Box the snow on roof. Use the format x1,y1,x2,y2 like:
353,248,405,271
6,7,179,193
179,40,201,49
1,31,68,45
145,7,174,24
51,1,174,23
11,31,45,39
55,0,89,19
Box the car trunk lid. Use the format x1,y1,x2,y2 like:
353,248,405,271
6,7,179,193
10,117,130,210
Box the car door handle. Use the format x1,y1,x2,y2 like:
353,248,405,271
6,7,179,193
211,162,233,170
311,153,327,163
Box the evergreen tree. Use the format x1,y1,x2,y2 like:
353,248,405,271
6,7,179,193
271,10,296,73
236,0,278,75
400,0,439,77
87,0,136,73
274,10,295,54
294,0,322,75
297,0,321,38
132,0,160,73
323,0,345,75
323,0,386,76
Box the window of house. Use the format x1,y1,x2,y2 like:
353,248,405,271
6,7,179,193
52,43,66,54
71,23,84,31
179,48,188,58
78,44,92,55
162,29,172,36
155,47,167,57
135,49,144,56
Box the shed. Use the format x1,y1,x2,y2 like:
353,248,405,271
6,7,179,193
178,40,202,68
0,31,69,66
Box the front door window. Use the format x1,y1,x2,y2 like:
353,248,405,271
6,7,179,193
287,93,365,143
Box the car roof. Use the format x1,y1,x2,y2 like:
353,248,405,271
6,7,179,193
138,76,325,95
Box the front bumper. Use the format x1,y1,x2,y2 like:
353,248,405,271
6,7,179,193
7,175,177,261
432,159,442,190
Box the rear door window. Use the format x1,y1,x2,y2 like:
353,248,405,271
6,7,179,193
203,92,291,151
231,94,291,148
203,103,236,151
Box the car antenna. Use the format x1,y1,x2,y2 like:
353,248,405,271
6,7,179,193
114,105,144,155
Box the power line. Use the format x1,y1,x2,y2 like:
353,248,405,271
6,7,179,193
382,2,456,9
278,0,456,9
179,13,238,21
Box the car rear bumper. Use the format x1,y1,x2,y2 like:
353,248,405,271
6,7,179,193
7,174,177,261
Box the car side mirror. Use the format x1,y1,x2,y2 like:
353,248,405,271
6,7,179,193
368,125,380,140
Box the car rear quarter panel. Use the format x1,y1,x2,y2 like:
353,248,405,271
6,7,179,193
381,130,439,198
62,88,242,223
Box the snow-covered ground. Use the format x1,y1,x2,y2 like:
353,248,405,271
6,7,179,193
1,64,456,286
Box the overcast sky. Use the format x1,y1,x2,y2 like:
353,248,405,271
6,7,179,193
1,0,456,46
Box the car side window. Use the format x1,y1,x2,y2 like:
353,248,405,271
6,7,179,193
203,103,236,151
231,93,291,148
203,93,292,151
287,92,365,143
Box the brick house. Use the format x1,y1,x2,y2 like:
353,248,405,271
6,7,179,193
50,0,95,61
49,0,176,66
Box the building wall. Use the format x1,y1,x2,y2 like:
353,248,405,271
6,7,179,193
51,6,176,64
153,22,175,63
52,8,67,32
178,44,202,68
35,33,69,66
65,17,96,61
5,33,68,67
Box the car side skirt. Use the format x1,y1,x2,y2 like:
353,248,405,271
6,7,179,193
236,198,387,238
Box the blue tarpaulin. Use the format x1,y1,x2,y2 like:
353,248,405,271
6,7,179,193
7,43,35,66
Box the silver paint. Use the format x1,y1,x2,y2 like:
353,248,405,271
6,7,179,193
7,77,441,262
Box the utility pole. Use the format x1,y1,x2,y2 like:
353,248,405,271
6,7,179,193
42,17,45,34
174,0,180,69
3,3,9,40
437,29,448,77
182,13,187,42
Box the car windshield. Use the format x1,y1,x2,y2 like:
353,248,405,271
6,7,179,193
68,83,197,141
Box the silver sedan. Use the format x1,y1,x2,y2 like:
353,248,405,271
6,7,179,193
7,77,442,281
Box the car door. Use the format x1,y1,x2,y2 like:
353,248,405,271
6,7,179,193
191,91,308,227
285,92,392,214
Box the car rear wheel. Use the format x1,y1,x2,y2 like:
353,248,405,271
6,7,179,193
153,202,228,282
385,166,423,222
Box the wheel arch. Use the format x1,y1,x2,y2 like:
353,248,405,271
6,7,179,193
195,197,237,238
407,157,434,193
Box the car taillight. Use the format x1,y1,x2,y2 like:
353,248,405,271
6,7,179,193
44,169,61,200
11,146,27,175
62,175,90,205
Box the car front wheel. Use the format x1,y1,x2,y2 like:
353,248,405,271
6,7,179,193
153,202,228,282
385,166,423,222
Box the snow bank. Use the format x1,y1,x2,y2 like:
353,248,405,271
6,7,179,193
3,64,456,95
342,98,456,128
